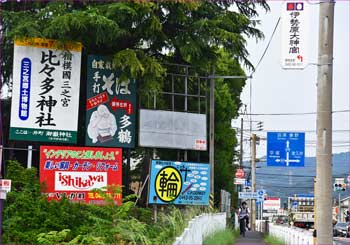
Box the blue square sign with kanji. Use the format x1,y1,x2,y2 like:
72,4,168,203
267,132,305,167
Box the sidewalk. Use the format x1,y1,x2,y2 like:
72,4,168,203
235,231,266,245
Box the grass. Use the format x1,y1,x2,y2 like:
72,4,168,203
203,228,237,245
264,234,284,245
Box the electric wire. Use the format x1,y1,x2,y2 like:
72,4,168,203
239,109,350,116
250,17,281,77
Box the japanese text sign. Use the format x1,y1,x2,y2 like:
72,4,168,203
10,38,82,143
40,145,122,205
148,160,210,205
0,179,11,192
281,1,309,69
267,132,305,167
85,55,137,148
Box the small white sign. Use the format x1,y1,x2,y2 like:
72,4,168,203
0,190,7,200
281,1,309,69
234,178,245,185
0,179,11,192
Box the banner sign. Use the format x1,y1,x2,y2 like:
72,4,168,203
85,55,136,148
40,145,122,205
10,38,82,143
281,1,309,69
148,160,210,205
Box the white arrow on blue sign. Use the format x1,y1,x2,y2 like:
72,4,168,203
267,132,305,167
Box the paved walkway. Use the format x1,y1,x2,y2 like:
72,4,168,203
235,231,266,245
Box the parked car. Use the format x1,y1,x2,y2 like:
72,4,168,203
333,222,350,237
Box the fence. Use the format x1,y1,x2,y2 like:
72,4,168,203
173,213,227,245
256,219,269,233
268,223,314,245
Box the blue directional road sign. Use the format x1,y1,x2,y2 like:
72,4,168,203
256,189,265,203
267,132,305,167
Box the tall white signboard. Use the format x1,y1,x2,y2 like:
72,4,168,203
10,38,82,143
281,1,309,69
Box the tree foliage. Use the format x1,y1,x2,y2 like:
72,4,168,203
1,1,268,204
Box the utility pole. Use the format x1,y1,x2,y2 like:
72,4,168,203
237,118,243,206
240,118,243,167
209,67,215,207
315,1,334,244
251,133,257,231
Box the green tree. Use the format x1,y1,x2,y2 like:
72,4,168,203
1,0,268,204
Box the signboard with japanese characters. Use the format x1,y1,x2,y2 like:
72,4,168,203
40,145,122,205
86,55,136,148
148,160,210,205
281,1,309,69
10,38,82,143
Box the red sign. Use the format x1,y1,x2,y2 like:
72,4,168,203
40,145,122,205
86,92,109,110
109,96,133,114
235,169,245,178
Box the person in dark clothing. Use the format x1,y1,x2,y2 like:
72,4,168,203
239,201,250,230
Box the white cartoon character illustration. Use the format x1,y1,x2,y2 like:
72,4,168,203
87,104,117,143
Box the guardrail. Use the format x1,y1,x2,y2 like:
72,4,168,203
268,223,314,245
173,213,227,245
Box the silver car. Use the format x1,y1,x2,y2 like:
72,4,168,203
333,222,350,237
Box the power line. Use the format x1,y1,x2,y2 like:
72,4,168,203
234,128,350,133
250,17,281,76
256,173,350,178
257,185,314,189
239,109,349,116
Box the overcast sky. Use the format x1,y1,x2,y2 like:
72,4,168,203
233,1,350,159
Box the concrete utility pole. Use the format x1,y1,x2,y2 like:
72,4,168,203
315,1,334,244
209,68,215,204
251,133,257,231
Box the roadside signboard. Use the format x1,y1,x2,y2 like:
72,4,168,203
0,179,11,192
139,109,207,151
267,132,305,167
40,145,122,205
85,55,137,148
239,192,258,199
263,197,281,211
148,160,210,205
281,1,309,69
10,38,82,143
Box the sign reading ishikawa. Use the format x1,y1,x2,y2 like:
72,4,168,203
10,38,82,143
267,132,305,167
40,145,122,205
85,55,137,148
148,160,210,205
281,1,309,69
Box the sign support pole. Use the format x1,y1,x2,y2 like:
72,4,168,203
315,1,334,244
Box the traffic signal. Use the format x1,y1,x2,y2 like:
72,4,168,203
257,121,263,131
334,183,346,192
